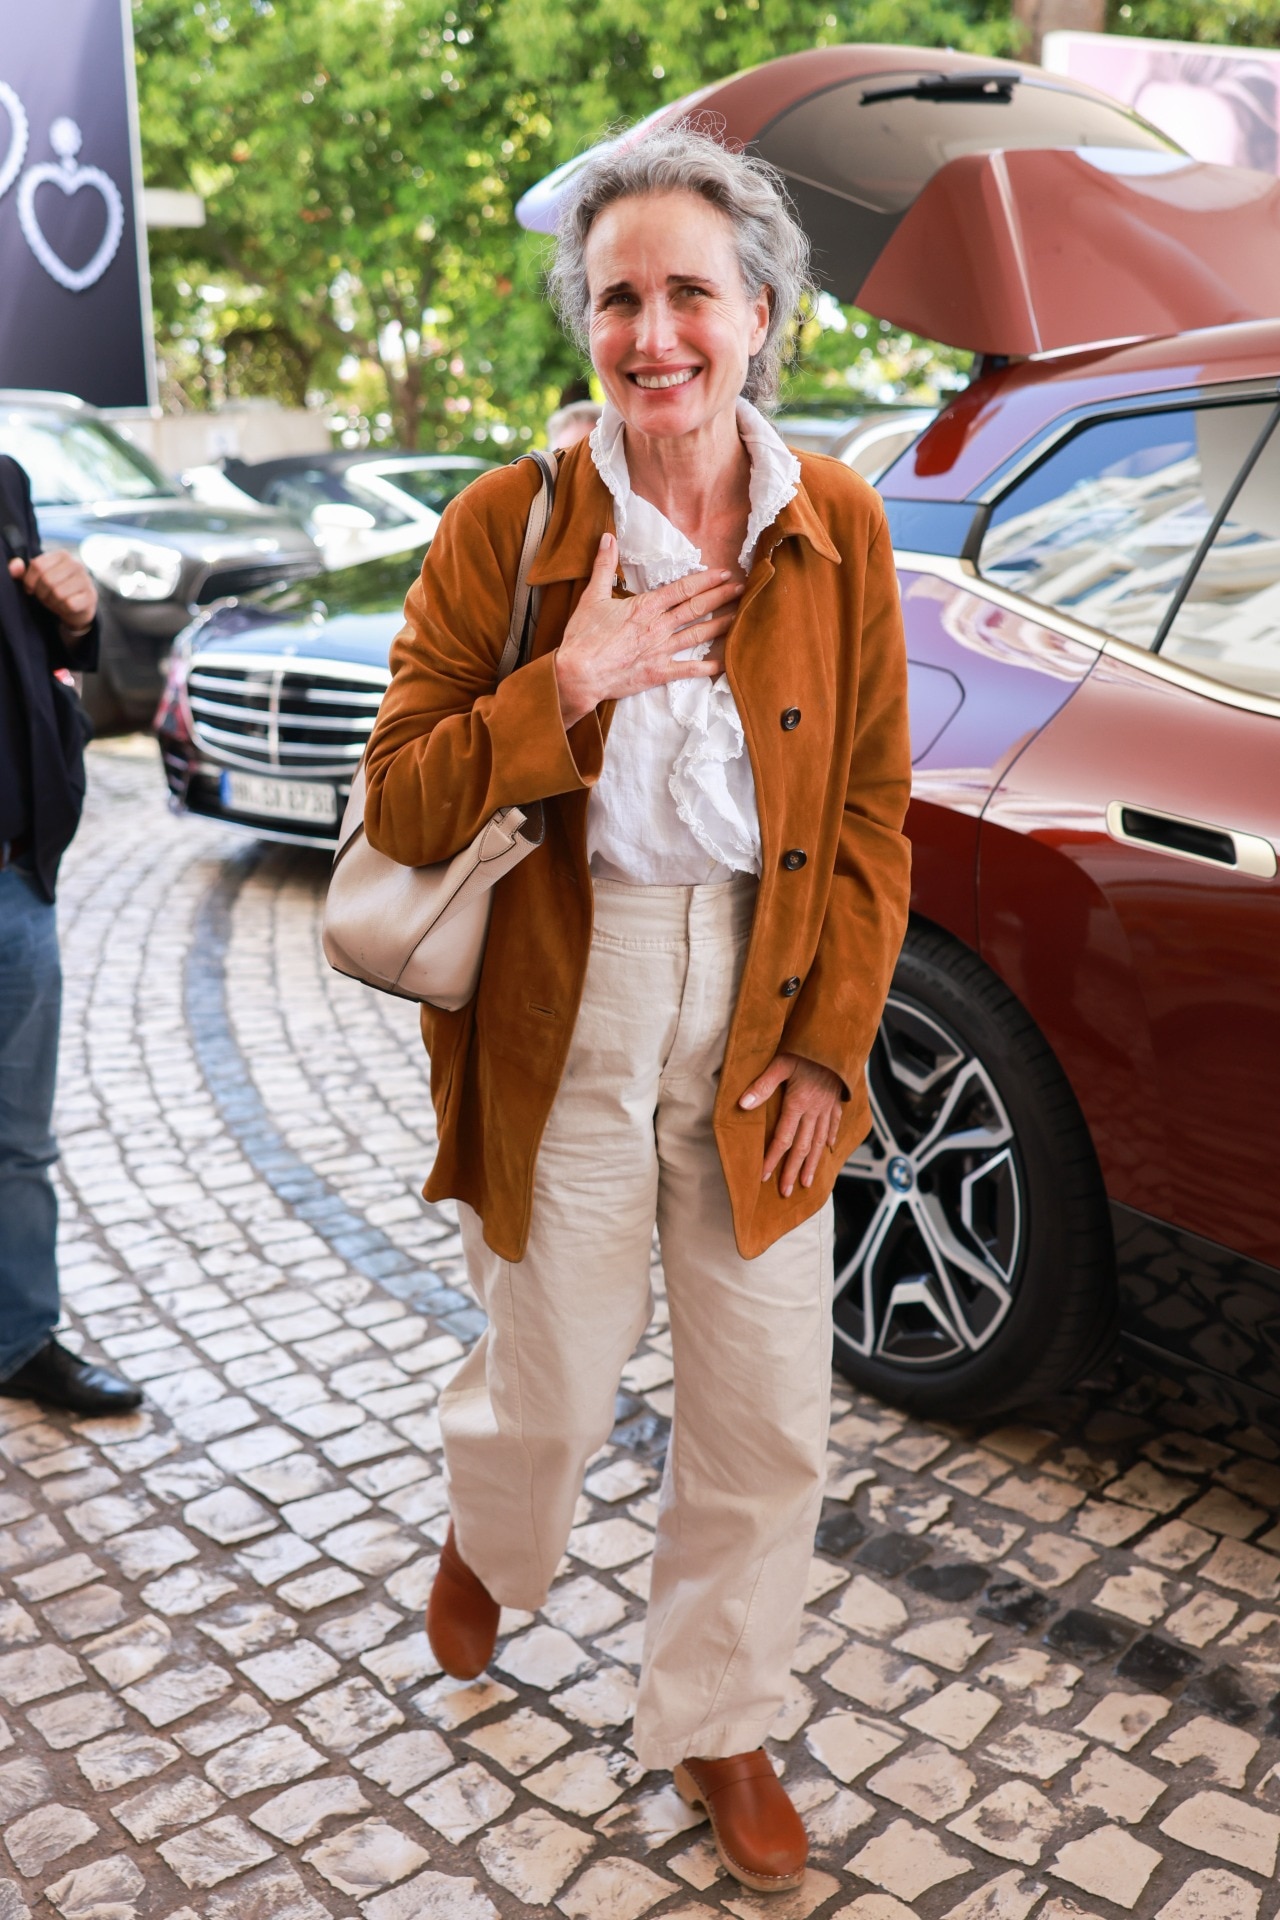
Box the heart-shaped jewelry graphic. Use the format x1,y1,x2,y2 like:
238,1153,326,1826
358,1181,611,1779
18,116,124,293
0,81,28,201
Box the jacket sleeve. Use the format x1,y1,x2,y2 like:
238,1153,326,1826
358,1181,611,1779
2,458,100,673
363,472,605,867
783,511,912,1095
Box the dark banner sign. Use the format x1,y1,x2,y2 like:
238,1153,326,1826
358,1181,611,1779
0,0,154,407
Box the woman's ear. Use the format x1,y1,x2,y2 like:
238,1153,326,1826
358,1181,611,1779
750,285,772,356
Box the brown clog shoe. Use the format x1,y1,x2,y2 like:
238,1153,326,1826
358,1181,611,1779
426,1524,500,1680
674,1748,808,1893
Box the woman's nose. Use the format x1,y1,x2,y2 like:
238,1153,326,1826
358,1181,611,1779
633,297,679,357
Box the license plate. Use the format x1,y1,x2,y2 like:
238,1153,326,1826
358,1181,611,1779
220,770,338,826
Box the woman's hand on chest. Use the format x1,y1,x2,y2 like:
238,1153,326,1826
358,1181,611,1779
555,531,744,728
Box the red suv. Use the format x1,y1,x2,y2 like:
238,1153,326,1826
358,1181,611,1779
522,47,1280,1425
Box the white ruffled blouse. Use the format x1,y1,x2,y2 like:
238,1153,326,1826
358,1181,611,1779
585,398,801,885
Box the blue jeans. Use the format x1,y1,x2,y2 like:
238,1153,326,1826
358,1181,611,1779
0,864,62,1378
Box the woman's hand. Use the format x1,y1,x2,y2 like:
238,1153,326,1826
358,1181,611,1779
554,531,743,727
739,1052,844,1198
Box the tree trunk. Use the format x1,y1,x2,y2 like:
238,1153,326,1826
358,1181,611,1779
1013,0,1105,62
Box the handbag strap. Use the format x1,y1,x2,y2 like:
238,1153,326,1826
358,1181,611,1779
497,449,559,682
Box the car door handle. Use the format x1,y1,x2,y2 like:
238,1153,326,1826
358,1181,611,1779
1106,802,1278,879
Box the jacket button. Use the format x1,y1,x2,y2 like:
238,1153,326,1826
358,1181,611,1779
781,707,801,730
781,976,801,997
782,848,807,871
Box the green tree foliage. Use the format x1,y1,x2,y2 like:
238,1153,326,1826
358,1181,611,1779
1107,1,1280,44
135,0,1013,444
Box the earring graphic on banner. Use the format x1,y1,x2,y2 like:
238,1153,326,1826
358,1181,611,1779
18,116,124,293
0,81,28,201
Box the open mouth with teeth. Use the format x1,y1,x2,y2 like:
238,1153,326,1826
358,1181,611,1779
629,368,701,390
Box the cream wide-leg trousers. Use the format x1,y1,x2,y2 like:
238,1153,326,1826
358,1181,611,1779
442,876,834,1771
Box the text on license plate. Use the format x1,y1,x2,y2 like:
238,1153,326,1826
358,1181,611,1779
220,771,338,825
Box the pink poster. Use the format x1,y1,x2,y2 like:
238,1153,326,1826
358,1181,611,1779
1041,30,1280,174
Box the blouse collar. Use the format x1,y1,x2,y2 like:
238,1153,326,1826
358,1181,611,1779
588,396,802,578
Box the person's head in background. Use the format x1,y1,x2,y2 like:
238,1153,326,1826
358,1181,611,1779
546,399,603,451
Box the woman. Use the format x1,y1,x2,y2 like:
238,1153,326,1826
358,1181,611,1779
363,127,911,1893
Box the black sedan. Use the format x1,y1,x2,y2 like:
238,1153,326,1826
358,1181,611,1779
0,391,321,728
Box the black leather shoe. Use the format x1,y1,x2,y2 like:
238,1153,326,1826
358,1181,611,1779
1,1338,143,1415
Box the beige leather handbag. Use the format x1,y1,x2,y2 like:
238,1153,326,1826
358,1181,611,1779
321,451,557,1009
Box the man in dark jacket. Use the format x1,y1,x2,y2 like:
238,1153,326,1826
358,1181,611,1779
1,454,142,1414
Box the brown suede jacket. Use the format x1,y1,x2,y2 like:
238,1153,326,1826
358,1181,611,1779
363,434,912,1261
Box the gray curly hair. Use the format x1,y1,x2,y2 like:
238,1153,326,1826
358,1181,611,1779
547,124,814,412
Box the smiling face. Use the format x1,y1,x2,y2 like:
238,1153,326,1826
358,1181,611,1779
584,190,771,443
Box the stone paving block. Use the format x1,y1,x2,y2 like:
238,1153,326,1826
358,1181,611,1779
825,1644,936,1715
0,1761,52,1822
250,1774,370,1844
234,1533,320,1585
948,1779,1063,1863
236,1641,341,1701
173,1692,271,1756
902,1683,1001,1751
184,1488,277,1544
847,1816,972,1901
1067,1745,1166,1823
1158,1788,1280,1873
3,1803,98,1877
495,1625,592,1691
75,1730,179,1790
981,1723,1086,1780
157,1813,277,1888
84,1615,172,1686
0,1646,83,1705
407,1762,515,1843
26,1691,124,1750
12,1555,99,1602
360,1630,439,1692
1074,1691,1172,1751
204,1859,332,1920
41,1584,127,1642
43,1858,145,1918
553,1852,672,1920
294,1677,405,1752
363,1867,499,1920
938,1870,1047,1919
525,1746,641,1816
553,1664,638,1731
203,1725,324,1795
111,1771,224,1840
352,1729,453,1797
1152,1866,1262,1918
866,1740,976,1819
103,1525,199,1578
1049,1823,1162,1908
303,1814,428,1895
806,1710,904,1783
122,1662,233,1726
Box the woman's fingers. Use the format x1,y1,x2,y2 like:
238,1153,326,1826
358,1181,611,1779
655,567,732,614
740,1053,796,1113
581,531,618,600
778,1112,816,1198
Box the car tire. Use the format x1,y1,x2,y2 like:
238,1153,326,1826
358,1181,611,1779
832,920,1117,1420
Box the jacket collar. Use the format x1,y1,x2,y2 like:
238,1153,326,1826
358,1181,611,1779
526,434,841,585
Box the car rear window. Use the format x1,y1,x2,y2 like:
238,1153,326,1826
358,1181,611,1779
978,402,1278,654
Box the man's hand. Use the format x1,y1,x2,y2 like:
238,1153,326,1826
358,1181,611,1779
8,552,97,639
739,1052,845,1198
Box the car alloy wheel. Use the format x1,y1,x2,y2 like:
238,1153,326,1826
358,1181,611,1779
834,994,1025,1369
830,923,1116,1419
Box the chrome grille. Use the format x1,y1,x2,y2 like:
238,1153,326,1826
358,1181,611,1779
187,651,389,775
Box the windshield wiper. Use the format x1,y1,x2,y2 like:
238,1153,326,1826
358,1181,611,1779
860,73,1020,106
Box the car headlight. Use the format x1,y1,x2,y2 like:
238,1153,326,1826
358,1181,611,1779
80,533,184,602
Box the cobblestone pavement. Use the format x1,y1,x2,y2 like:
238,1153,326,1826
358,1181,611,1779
5,736,1280,1920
